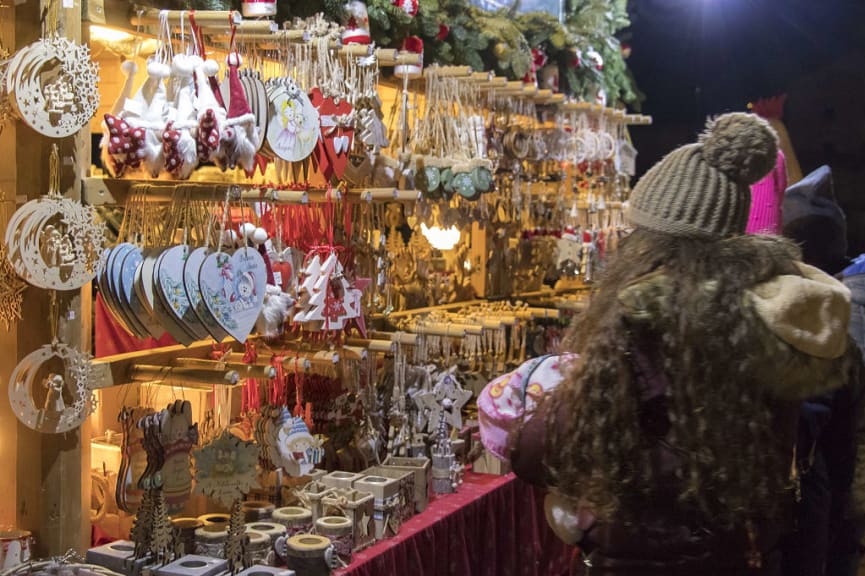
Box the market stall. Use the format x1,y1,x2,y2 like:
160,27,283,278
0,0,647,573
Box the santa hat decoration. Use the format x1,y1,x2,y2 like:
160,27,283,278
342,1,371,45
163,54,200,179
394,36,424,79
194,58,226,164
392,0,418,17
219,52,260,173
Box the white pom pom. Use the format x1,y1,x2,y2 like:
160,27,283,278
121,60,138,76
222,229,239,247
147,61,170,79
202,59,219,77
252,227,268,245
172,54,195,76
240,222,256,240
226,52,242,68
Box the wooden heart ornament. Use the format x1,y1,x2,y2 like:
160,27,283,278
309,88,354,181
198,247,267,343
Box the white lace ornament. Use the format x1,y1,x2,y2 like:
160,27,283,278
5,147,106,290
5,35,99,138
8,339,96,434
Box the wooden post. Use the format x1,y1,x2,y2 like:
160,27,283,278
11,0,91,555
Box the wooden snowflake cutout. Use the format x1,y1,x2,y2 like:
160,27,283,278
193,430,261,507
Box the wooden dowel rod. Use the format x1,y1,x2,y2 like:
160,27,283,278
237,20,278,34
345,338,394,353
375,48,397,61
370,331,418,346
241,189,308,204
131,9,241,29
225,350,340,365
391,52,422,66
129,364,240,385
341,345,367,361
556,300,588,311
425,65,472,78
175,357,276,379
340,44,374,57
409,321,473,338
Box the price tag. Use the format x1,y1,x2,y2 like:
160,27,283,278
62,0,73,8
273,271,283,287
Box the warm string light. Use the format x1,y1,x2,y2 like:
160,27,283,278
420,223,460,251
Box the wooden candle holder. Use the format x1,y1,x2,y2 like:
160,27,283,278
321,489,375,552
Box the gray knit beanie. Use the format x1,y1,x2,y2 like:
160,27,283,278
627,112,779,238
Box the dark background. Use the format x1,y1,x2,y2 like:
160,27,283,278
625,0,865,253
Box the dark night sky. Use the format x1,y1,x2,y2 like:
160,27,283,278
626,0,865,170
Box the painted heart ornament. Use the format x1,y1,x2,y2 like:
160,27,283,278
198,248,267,343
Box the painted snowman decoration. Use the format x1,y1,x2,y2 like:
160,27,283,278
232,272,257,312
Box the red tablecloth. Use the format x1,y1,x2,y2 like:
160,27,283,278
336,472,573,576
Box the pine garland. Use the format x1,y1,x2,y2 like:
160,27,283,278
277,0,640,107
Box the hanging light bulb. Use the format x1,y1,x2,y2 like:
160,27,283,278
421,223,460,251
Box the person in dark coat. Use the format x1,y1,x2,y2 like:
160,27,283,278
780,165,865,576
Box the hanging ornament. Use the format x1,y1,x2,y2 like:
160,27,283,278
193,430,261,507
219,52,261,174
9,343,95,433
585,47,604,71
9,336,96,434
394,36,423,79
5,35,100,138
6,145,105,291
522,48,547,86
392,0,418,17
342,1,371,45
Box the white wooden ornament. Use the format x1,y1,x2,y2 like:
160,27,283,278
6,36,99,138
198,248,267,343
8,340,96,433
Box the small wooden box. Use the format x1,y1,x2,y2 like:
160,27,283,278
360,466,415,523
382,456,431,512
321,489,375,552
473,449,511,476
354,475,403,539
321,471,364,491
154,555,227,576
86,540,149,575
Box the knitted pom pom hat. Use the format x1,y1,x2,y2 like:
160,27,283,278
627,112,779,239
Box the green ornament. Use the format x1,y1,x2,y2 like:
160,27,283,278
470,167,492,192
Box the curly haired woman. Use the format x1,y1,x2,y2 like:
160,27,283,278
482,113,860,575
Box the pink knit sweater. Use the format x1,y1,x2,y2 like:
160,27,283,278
746,150,787,235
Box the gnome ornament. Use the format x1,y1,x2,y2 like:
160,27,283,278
219,52,260,173
194,58,227,165
342,1,371,45
138,61,171,177
101,60,145,177
163,54,200,179
394,36,423,79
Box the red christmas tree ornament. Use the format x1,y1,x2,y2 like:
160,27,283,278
392,0,418,17
437,23,449,41
342,1,372,45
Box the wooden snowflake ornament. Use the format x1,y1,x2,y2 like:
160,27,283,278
193,430,261,507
